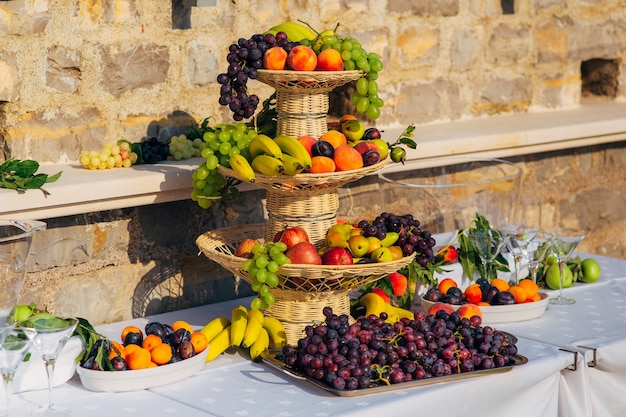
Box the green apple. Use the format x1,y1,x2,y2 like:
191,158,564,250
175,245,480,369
370,139,389,160
545,263,573,290
581,258,601,283
348,235,369,258
341,120,365,142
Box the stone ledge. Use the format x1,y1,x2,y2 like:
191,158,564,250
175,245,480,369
2,99,625,220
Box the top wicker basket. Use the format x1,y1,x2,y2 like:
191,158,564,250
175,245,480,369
256,69,363,93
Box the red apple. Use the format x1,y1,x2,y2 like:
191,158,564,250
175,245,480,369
321,246,353,265
234,238,260,258
273,226,310,249
285,241,322,265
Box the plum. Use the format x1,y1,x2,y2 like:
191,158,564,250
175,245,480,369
491,291,515,305
312,140,334,158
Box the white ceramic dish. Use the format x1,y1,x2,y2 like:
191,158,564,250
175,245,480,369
76,347,208,392
420,292,549,325
5,336,83,394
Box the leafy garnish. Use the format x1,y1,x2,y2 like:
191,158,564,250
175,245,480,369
0,159,62,196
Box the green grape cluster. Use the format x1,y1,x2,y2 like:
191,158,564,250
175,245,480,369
191,122,257,209
241,241,291,310
307,34,384,120
169,134,204,160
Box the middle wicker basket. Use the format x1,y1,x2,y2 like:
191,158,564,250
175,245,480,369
196,223,415,343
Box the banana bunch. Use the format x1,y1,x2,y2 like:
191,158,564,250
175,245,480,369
229,134,312,181
265,21,316,43
201,305,288,363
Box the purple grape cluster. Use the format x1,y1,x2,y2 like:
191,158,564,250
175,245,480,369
217,32,298,121
357,212,437,266
278,307,519,391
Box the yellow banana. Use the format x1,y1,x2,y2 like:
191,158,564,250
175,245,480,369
266,21,316,42
251,155,285,176
249,327,270,361
200,316,231,343
230,305,248,347
280,153,305,176
359,292,387,317
387,304,414,321
205,326,231,362
242,309,265,348
229,154,256,183
262,316,287,349
249,134,282,160
273,134,312,170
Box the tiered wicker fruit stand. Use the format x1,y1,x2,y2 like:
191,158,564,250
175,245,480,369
196,70,414,343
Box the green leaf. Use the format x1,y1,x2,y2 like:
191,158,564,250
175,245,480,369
22,174,47,189
15,160,39,178
46,171,63,183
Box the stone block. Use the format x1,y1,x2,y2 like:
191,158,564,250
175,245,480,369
0,52,19,102
46,46,81,94
486,24,531,65
186,42,218,86
387,0,460,16
535,17,571,64
100,43,169,97
394,80,461,124
397,24,439,66
567,20,623,62
473,76,531,115
451,28,479,71
78,0,138,25
0,0,51,35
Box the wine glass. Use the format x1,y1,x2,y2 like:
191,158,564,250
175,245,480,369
467,228,509,280
27,316,78,417
527,232,552,284
502,224,539,285
0,326,37,417
545,229,585,305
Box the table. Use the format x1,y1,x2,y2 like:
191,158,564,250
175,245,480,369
4,253,625,417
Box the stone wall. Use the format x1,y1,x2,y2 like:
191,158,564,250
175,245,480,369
1,0,625,161
2,0,625,324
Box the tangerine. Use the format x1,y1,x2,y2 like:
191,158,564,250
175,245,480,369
490,278,510,292
108,340,125,360
150,342,173,365
142,333,163,351
517,279,539,298
190,331,209,354
508,285,528,304
126,347,152,370
172,320,194,334
123,343,141,356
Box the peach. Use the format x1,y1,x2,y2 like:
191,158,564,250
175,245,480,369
297,135,317,157
263,46,288,70
315,48,344,71
333,145,364,171
457,303,483,321
234,238,260,258
319,130,347,149
309,155,336,173
463,283,483,304
427,302,454,316
287,45,317,71
353,140,379,156
437,278,458,296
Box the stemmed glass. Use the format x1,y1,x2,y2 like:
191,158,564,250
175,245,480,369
502,224,539,285
467,228,509,280
545,229,585,305
0,326,37,417
526,232,553,284
26,316,78,417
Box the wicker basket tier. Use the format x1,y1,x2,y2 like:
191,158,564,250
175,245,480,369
218,155,389,194
256,69,363,138
196,223,415,344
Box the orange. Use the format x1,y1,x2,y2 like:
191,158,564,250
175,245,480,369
123,343,141,356
172,320,194,334
126,347,152,370
319,130,347,149
150,343,173,365
517,279,539,298
437,278,457,296
508,285,527,304
309,156,336,173
333,145,364,172
190,331,209,354
490,278,510,292
142,334,163,351
121,325,143,342
108,340,125,360
478,301,491,306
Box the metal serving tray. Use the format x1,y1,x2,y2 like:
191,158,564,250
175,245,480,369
260,351,528,397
